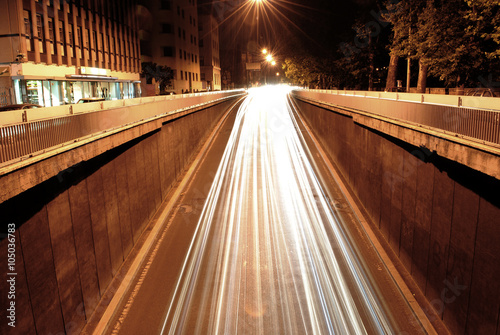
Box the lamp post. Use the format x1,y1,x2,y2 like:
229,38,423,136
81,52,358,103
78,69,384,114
260,50,276,85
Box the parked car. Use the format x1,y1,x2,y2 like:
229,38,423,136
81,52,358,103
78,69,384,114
0,103,42,111
77,97,105,103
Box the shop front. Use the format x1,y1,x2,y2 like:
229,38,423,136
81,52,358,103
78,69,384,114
13,79,141,106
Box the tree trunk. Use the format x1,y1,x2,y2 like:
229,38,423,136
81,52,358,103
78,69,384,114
368,35,374,91
385,53,399,91
416,59,428,93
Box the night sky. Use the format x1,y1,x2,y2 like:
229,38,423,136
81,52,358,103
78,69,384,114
211,0,382,58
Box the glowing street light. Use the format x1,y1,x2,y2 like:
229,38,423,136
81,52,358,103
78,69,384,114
262,48,268,54
271,60,276,66
266,54,273,62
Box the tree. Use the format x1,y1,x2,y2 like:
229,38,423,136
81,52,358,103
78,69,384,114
282,56,320,88
141,62,173,94
383,0,427,92
384,0,500,91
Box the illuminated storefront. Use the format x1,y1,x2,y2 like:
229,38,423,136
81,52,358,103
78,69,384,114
13,78,141,106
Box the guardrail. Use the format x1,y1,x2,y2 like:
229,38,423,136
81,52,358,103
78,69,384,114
0,90,246,166
293,89,500,145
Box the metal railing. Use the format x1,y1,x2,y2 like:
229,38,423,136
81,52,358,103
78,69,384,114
293,89,500,145
0,90,246,166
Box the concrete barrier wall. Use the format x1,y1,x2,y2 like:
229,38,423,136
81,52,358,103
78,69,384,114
294,98,500,335
0,99,236,334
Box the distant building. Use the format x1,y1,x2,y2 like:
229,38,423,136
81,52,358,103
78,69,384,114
0,0,142,107
198,0,245,89
198,11,221,91
139,0,201,95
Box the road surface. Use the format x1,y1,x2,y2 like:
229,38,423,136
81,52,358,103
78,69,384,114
100,86,428,335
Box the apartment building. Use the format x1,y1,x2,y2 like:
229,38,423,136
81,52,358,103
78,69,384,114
198,11,221,91
0,0,141,107
139,0,201,94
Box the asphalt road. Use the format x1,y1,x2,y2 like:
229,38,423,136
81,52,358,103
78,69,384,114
102,86,427,335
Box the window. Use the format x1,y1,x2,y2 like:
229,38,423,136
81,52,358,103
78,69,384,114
199,39,203,47
77,26,82,46
68,25,74,58
180,70,183,80
190,35,193,44
183,50,186,59
48,18,55,54
162,24,172,34
183,30,185,40
178,27,181,38
194,37,196,45
140,40,151,56
182,10,185,19
59,21,64,42
200,56,204,66
179,48,182,58
193,19,196,27
24,11,31,37
189,16,192,25
177,6,180,15
195,55,197,63
196,73,198,81
163,46,173,57
36,14,44,53
23,11,32,52
77,26,83,57
160,0,171,10
93,31,97,50
36,14,43,39
59,21,65,55
85,28,90,48
48,18,54,42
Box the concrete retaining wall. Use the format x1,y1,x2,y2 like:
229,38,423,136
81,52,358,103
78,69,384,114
294,98,500,335
0,99,236,335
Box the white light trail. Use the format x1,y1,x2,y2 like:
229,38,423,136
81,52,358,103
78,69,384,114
160,86,395,334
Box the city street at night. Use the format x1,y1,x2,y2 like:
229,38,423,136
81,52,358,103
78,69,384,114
1,1,499,334
94,87,429,335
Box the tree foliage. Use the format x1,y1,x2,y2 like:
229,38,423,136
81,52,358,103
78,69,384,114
282,55,338,89
141,62,173,93
384,0,500,87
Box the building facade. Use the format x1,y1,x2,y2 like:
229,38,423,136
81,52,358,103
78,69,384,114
139,0,201,95
198,12,221,91
0,0,142,107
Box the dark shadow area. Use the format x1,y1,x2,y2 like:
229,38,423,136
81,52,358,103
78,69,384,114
359,121,499,208
299,98,499,208
0,131,158,239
